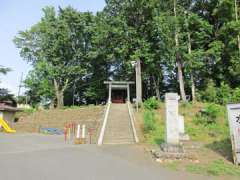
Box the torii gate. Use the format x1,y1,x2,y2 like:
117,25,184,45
104,81,135,103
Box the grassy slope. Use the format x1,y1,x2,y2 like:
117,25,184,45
139,102,240,179
13,106,104,134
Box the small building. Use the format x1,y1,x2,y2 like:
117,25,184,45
0,103,20,123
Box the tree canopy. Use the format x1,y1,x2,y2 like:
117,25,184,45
14,1,240,107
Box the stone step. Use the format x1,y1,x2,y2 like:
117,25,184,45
105,130,132,133
104,132,133,136
103,103,135,144
104,135,134,139
104,139,133,142
104,141,134,145
104,137,135,141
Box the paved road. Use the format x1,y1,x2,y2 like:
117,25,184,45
0,133,210,180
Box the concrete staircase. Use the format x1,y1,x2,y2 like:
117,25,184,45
103,103,135,144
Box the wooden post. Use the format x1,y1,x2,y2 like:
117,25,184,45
136,60,142,104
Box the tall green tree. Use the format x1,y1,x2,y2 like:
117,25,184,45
14,7,94,107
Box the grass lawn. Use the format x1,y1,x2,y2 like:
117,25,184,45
139,102,240,179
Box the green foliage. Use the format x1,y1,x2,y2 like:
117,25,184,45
143,97,160,110
143,110,156,133
14,7,95,107
23,107,37,114
193,103,225,125
0,66,14,104
217,82,232,105
186,159,240,176
203,103,225,120
200,80,217,103
142,105,165,145
231,88,240,103
12,0,240,107
180,101,192,109
0,88,16,106
200,81,240,105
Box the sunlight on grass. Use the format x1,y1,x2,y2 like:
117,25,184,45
186,160,240,176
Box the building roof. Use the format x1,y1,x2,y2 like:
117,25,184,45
0,103,20,112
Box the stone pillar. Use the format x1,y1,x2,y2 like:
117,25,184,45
136,60,142,104
165,93,180,145
108,84,112,103
127,85,130,102
161,93,184,153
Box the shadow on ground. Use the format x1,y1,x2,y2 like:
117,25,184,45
205,138,233,161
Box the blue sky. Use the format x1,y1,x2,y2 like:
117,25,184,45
0,0,106,95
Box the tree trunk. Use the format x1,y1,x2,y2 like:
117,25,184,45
190,73,196,102
238,35,240,55
187,32,196,102
176,56,186,101
54,78,68,108
153,76,161,101
235,0,240,55
174,0,187,101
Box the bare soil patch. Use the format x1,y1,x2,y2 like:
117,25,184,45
13,106,104,135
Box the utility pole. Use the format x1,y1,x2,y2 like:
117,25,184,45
235,0,240,55
17,72,23,102
135,59,142,104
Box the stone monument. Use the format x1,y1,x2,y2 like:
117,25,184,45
161,93,183,152
165,93,180,144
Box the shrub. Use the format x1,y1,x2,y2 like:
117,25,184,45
200,81,233,105
201,80,217,103
23,107,37,114
143,110,156,133
217,82,232,104
194,103,225,125
204,103,224,120
231,88,240,103
143,97,160,110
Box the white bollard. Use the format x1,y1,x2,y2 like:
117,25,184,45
76,124,81,139
82,124,86,139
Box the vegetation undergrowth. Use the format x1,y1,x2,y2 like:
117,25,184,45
187,103,229,143
186,159,240,176
141,98,238,177
143,97,160,110
142,97,164,145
